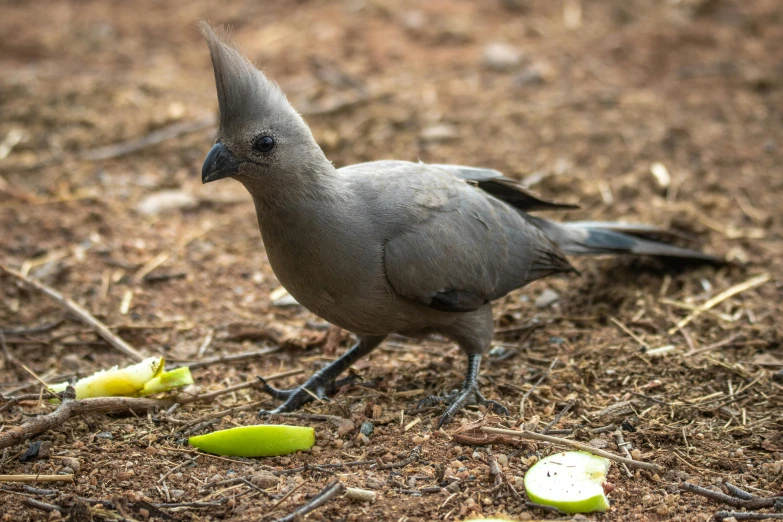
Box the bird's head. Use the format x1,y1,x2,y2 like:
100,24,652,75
198,22,326,187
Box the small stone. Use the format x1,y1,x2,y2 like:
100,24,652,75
401,11,426,32
250,471,278,489
496,454,509,467
588,438,609,449
631,449,642,460
137,190,197,215
483,42,522,71
513,66,546,87
169,489,186,499
270,290,300,307
360,421,374,437
61,457,82,473
420,124,458,143
96,432,113,440
535,289,559,308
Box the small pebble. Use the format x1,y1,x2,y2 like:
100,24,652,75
250,471,278,489
419,123,458,143
360,421,374,437
535,288,560,308
483,42,522,71
61,458,81,473
137,190,197,215
496,454,509,466
96,432,113,440
631,449,642,460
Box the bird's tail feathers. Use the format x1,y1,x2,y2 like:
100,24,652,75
530,218,721,262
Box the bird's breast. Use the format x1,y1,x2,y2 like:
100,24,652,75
258,208,395,334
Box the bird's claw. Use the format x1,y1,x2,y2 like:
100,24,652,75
256,373,361,417
420,386,509,428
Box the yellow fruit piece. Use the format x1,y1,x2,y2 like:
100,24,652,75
189,425,315,457
523,451,611,514
140,367,194,396
49,357,164,399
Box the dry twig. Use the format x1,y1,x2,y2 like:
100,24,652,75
0,475,73,483
274,479,344,522
481,426,663,473
0,395,168,450
0,263,145,361
176,347,281,370
78,114,217,161
679,482,783,510
519,359,557,420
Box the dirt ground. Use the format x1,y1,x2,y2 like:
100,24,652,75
1,0,782,520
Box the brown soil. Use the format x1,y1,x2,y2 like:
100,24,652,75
1,1,782,521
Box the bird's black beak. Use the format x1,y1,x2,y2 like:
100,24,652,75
202,143,241,183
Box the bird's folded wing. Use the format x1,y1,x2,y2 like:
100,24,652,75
383,174,572,312
430,164,579,212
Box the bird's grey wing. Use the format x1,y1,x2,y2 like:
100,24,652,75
365,165,573,312
430,164,579,212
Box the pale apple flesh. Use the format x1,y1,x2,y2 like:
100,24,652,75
523,451,611,514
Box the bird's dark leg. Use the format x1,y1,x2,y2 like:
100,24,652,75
418,353,509,428
258,335,385,415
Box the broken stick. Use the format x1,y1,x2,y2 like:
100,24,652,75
481,426,663,473
0,264,145,362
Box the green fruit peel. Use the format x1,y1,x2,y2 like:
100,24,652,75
189,425,315,457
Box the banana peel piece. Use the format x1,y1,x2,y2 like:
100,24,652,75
48,357,192,399
189,425,315,457
140,366,194,396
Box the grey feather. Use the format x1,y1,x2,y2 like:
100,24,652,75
431,164,579,212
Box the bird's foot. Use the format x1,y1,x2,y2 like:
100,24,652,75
257,374,359,415
419,385,509,428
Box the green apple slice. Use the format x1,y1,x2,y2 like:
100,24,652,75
49,356,164,399
189,425,315,457
524,451,611,514
139,366,194,396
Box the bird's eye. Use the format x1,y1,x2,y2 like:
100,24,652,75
253,135,275,154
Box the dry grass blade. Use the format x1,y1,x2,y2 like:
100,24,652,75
0,475,73,483
668,273,771,335
0,263,145,362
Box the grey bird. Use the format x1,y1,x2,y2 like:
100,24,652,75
198,23,718,426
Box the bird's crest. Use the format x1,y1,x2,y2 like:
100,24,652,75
198,21,287,129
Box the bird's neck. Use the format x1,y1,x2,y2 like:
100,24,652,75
240,159,348,216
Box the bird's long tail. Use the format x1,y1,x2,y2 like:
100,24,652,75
530,218,721,262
